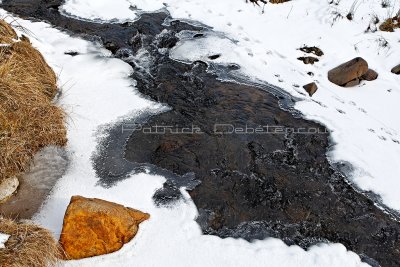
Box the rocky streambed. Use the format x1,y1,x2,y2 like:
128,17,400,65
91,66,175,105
1,1,400,266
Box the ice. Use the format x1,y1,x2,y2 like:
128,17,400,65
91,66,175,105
0,146,69,218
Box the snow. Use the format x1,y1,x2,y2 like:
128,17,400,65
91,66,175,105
60,0,164,23
61,0,400,212
0,233,10,249
0,4,373,267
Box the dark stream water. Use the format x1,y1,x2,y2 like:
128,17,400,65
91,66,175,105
1,1,400,266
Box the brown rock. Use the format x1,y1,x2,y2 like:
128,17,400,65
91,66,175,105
60,196,150,260
361,69,378,81
303,82,318,97
391,64,400,74
344,78,360,87
328,57,368,86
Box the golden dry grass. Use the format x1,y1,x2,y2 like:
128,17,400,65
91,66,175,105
0,19,67,185
0,20,17,44
0,218,62,267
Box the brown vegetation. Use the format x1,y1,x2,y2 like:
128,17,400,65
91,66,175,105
0,19,66,186
297,56,319,65
379,17,400,32
246,0,290,5
0,218,62,267
269,0,291,3
246,0,267,6
299,46,324,57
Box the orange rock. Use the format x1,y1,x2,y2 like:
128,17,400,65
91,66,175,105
59,196,150,260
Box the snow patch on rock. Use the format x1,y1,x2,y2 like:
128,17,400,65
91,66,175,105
0,233,10,249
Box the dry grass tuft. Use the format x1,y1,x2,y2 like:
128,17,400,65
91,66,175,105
0,20,17,44
0,19,67,186
0,218,62,267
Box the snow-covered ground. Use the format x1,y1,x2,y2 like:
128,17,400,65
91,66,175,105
2,0,400,266
61,0,400,212
60,0,163,23
0,233,9,249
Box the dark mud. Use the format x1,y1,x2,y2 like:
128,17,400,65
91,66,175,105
2,1,400,266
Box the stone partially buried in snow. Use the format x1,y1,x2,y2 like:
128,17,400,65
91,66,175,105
60,196,150,260
391,64,400,74
328,57,368,86
344,78,360,87
361,69,378,81
303,82,318,96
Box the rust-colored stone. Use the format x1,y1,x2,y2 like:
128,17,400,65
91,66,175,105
59,196,150,260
